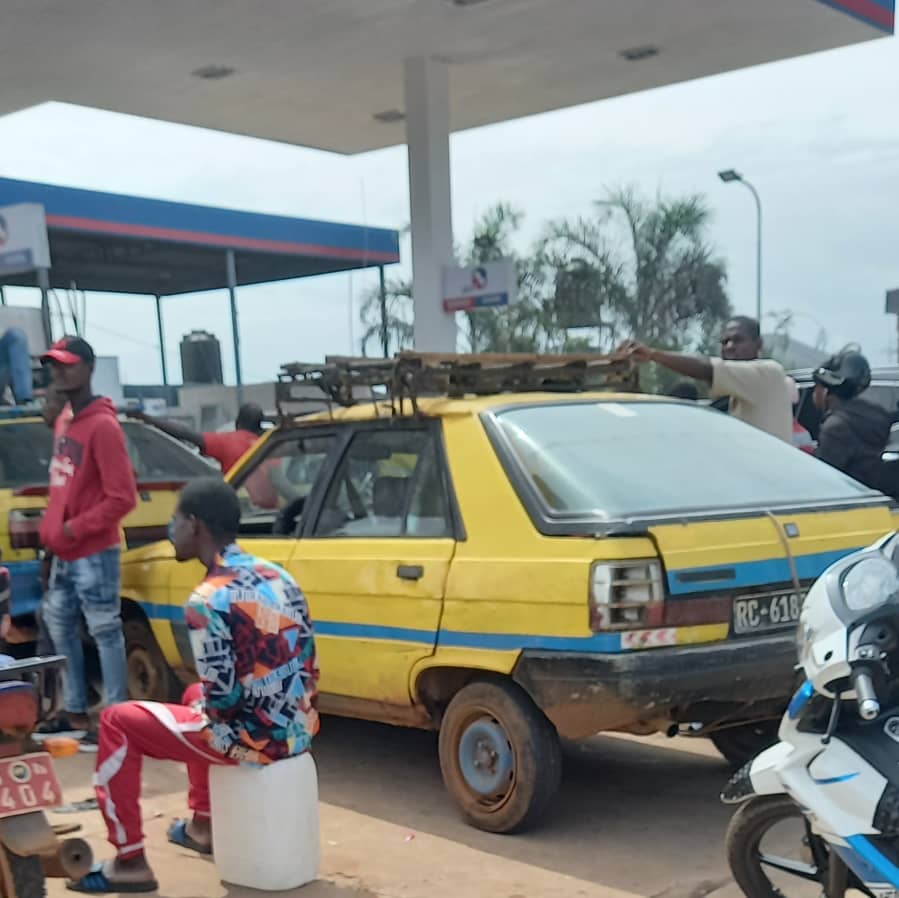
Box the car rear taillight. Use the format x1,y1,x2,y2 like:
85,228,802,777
589,560,664,631
9,509,43,551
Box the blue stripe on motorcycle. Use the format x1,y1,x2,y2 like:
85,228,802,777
810,772,859,785
846,835,899,888
788,681,815,720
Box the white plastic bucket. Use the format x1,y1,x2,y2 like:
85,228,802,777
210,752,320,891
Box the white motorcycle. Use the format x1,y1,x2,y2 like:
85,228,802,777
723,531,899,898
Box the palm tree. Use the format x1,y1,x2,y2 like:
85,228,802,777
360,272,413,357
459,204,549,353
540,187,732,353
359,187,733,375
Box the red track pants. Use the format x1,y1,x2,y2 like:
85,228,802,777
94,684,236,859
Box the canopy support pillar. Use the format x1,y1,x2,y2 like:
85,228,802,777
225,250,243,403
155,294,168,385
405,56,456,352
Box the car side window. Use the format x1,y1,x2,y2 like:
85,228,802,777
862,385,899,418
231,433,337,537
313,428,451,539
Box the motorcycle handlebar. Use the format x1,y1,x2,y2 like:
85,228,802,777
851,668,880,721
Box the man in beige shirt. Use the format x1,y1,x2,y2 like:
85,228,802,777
619,316,793,443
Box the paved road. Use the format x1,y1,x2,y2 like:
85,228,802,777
46,717,744,898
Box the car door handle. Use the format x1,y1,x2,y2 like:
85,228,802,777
397,565,424,581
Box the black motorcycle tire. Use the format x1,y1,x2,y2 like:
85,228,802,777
1,846,46,898
726,795,829,898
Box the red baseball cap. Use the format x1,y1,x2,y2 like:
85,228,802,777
41,336,96,366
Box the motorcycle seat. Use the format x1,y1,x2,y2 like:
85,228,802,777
0,680,38,733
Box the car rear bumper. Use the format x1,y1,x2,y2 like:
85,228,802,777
512,634,798,740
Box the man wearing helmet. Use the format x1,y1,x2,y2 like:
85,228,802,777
813,349,895,495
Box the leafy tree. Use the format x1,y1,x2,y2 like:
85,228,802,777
360,204,545,355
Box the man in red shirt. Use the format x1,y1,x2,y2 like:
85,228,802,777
128,402,278,508
38,337,137,747
128,403,265,472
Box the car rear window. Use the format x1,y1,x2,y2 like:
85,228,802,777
0,420,213,489
491,400,878,522
0,423,55,488
120,422,214,482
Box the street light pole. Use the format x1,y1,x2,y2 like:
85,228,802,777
718,169,762,324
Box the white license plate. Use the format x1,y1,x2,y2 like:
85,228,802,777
732,592,803,635
0,753,62,819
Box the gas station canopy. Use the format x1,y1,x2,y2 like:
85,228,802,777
0,0,892,154
0,177,400,386
0,177,400,296
0,0,893,353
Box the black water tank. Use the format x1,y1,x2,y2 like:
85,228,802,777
180,330,223,385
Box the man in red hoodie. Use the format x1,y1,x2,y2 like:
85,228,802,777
38,336,137,747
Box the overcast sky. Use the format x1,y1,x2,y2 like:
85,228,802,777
1,33,897,385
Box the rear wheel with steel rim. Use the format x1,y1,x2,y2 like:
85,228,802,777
726,795,849,898
438,678,562,834
124,619,180,702
84,617,179,704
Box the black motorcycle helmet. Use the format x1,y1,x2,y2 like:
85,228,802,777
813,346,872,400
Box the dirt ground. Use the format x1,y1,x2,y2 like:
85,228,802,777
44,719,746,898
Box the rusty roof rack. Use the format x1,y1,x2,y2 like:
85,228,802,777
276,351,639,416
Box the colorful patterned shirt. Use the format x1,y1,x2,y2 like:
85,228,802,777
184,544,319,764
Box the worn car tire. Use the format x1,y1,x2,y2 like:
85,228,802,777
124,618,180,703
711,721,780,770
438,678,562,834
1,846,46,898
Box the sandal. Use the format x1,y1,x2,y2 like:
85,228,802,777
67,862,158,893
167,819,212,856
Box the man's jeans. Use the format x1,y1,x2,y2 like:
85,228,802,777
0,328,33,404
44,548,128,714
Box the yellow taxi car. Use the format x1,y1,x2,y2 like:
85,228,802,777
0,408,214,670
119,355,898,833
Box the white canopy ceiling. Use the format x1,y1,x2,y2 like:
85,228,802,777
1,0,885,154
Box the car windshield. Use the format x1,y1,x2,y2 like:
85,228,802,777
492,400,879,521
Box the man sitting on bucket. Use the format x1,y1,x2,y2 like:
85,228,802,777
69,477,319,894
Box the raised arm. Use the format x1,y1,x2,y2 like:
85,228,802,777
618,341,714,384
128,410,205,452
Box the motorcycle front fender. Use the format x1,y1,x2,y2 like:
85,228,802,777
722,741,792,804
748,741,793,796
